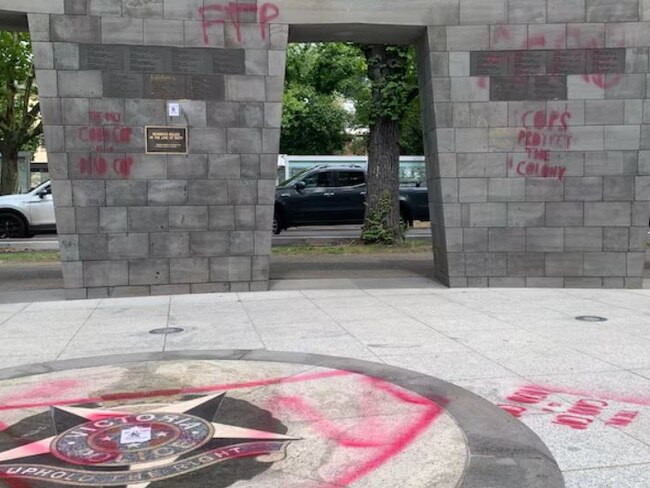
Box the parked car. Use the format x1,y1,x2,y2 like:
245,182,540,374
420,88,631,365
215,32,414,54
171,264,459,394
0,181,56,238
274,165,429,234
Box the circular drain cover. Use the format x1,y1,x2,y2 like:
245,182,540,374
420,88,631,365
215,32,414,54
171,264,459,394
575,316,608,322
149,327,184,335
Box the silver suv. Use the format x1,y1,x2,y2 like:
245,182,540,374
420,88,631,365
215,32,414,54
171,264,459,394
0,181,55,238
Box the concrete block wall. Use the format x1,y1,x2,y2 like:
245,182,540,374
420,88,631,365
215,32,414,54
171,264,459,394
29,0,287,298
18,0,650,293
417,0,650,288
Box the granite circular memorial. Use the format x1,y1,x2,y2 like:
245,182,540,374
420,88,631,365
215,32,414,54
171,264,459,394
0,351,563,487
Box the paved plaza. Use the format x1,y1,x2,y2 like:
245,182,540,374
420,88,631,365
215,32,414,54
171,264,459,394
0,286,648,486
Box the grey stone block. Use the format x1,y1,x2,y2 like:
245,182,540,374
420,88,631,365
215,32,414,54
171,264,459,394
44,126,64,152
627,252,646,276
465,253,507,276
102,17,143,44
603,277,625,288
150,232,189,258
228,180,258,205
254,231,272,256
108,234,149,259
460,0,506,24
148,180,189,206
190,232,229,257
439,179,459,202
241,155,261,179
58,71,102,97
225,76,265,102
144,19,183,45
642,125,650,150
585,202,632,226
565,277,603,288
100,207,127,233
565,227,603,251
62,262,83,289
55,207,76,234
585,151,637,176
252,256,270,281
208,154,241,179
508,0,546,23
88,0,122,15
32,42,53,69
546,253,584,276
166,100,206,127
210,256,252,282
447,26,489,51
605,126,641,150
62,98,89,125
585,100,624,125
39,97,62,126
565,177,603,201
52,181,73,207
584,252,627,276
59,235,80,262
73,181,106,207
83,260,128,287
106,181,148,207
51,15,101,43
125,99,166,126
527,277,565,287
235,206,256,230
626,48,649,73
488,228,526,252
548,0,586,22
462,228,487,252
227,128,262,153
262,129,280,154
629,226,648,251
587,0,639,22
265,76,284,102
230,231,254,255
27,14,51,42
508,203,545,227
76,207,99,234
508,253,545,276
603,176,635,201
191,283,229,294
163,0,202,20
169,206,209,231
128,207,168,232
151,284,190,296
526,179,563,202
465,203,506,227
488,277,527,287
168,154,208,179
457,153,504,177
256,205,273,229
170,258,210,284
48,153,68,180
245,50,268,76
632,202,650,226
527,228,564,252
603,227,630,251
209,206,236,231
189,128,226,153
625,99,643,125
187,180,228,206
124,0,163,17
636,176,650,200
605,74,646,99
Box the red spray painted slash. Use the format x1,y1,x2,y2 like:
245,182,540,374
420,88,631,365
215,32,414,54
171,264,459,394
200,2,280,45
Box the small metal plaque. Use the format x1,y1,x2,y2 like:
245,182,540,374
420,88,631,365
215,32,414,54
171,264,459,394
145,127,188,154
186,75,225,100
129,46,171,73
79,44,125,71
490,76,530,101
587,49,626,74
470,51,511,76
211,49,246,74
512,51,547,75
171,48,211,75
547,50,586,74
102,72,144,98
145,73,187,99
529,75,567,100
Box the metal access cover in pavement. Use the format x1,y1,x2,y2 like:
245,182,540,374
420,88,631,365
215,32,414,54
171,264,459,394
0,351,563,487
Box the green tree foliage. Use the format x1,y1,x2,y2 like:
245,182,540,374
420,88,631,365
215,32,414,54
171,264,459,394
0,32,42,195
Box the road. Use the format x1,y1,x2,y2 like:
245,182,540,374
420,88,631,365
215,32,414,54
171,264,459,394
0,226,433,251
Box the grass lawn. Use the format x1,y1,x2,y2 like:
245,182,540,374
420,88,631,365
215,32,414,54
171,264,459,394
0,250,61,264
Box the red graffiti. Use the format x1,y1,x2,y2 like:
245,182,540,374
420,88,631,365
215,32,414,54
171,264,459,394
78,156,133,179
88,111,121,124
78,126,132,145
268,376,444,487
499,384,648,432
200,2,280,45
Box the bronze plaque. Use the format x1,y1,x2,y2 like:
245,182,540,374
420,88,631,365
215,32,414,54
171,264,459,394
470,51,511,76
186,75,225,100
529,75,567,100
211,49,246,74
79,45,125,71
145,74,187,99
171,48,211,75
146,127,188,154
102,72,144,98
587,49,626,74
512,51,547,75
129,46,171,73
547,50,586,74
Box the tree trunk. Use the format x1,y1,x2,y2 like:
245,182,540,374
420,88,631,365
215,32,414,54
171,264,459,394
0,148,18,196
364,116,402,243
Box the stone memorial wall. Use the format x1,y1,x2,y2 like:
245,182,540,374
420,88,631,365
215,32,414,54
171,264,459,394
1,0,647,295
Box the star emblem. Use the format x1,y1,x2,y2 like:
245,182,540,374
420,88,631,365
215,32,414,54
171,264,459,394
0,394,297,487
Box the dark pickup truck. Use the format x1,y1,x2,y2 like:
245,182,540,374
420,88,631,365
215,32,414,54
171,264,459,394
273,165,429,234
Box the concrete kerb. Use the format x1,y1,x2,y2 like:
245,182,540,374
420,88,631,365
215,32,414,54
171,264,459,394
0,349,565,488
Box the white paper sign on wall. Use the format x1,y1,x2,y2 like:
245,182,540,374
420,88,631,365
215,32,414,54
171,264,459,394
168,103,180,117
